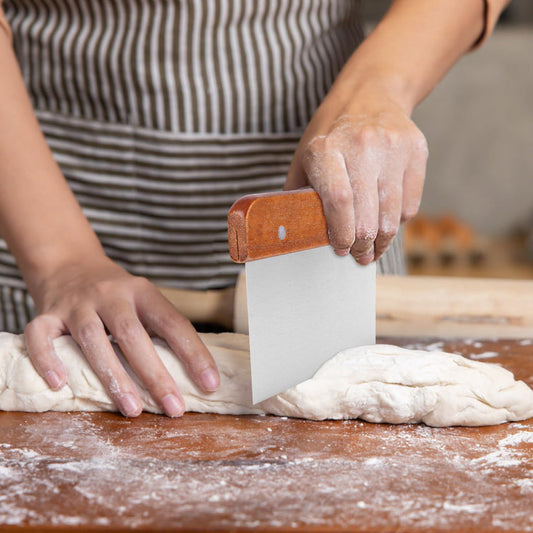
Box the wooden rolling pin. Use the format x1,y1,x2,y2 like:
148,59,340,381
159,274,533,339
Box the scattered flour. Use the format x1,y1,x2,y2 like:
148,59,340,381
1,335,532,531
0,414,532,531
514,478,533,494
473,431,533,468
469,351,500,360
442,502,488,514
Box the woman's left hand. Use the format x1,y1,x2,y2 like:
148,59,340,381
285,83,428,265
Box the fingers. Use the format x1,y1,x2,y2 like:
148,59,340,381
302,136,355,255
98,299,186,418
374,171,403,261
23,259,218,419
344,147,379,265
301,118,428,264
67,308,143,418
401,133,428,222
137,286,220,393
373,134,409,260
284,149,310,191
25,314,67,390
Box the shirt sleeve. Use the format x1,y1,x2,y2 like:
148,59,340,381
473,0,510,48
0,1,12,41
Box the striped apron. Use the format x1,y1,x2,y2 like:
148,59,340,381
0,0,405,333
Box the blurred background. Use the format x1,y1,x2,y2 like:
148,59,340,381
364,1,533,279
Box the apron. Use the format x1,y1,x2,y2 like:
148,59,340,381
0,0,404,333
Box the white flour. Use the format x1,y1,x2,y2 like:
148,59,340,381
0,413,532,531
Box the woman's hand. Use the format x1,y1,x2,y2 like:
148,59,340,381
286,83,428,265
0,28,219,418
286,0,494,266
24,255,220,417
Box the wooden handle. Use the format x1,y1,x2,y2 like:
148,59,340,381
227,189,328,263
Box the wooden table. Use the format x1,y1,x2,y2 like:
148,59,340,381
1,338,532,532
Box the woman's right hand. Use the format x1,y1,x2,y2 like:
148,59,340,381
24,255,220,417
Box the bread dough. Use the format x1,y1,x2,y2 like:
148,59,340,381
1,332,532,427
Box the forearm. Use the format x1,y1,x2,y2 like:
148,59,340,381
334,0,488,114
286,0,505,262
0,30,103,292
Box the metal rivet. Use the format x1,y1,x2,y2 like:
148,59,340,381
278,225,287,241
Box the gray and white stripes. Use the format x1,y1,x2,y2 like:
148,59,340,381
4,0,364,132
0,0,403,333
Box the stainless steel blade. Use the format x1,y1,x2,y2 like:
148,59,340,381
246,245,375,403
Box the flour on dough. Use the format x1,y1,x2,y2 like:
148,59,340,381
0,332,532,427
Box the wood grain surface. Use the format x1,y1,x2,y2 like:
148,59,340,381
157,275,533,339
1,338,532,532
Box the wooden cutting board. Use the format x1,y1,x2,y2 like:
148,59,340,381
1,337,532,532
159,275,533,339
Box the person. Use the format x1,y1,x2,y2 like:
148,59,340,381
0,0,508,417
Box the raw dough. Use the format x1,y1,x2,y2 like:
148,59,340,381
0,332,532,427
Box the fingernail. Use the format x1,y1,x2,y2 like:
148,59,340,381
357,254,374,265
161,394,184,418
120,393,141,417
201,368,220,391
45,370,62,390
335,248,351,257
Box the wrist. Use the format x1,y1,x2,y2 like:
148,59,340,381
332,60,420,116
20,237,106,299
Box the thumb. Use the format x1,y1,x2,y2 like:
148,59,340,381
284,150,309,191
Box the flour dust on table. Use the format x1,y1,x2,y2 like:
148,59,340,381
0,332,532,427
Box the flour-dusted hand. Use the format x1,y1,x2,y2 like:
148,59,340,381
284,0,494,266
24,255,220,418
286,84,428,265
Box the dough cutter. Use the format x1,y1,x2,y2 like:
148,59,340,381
228,189,375,403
